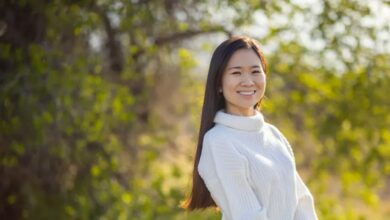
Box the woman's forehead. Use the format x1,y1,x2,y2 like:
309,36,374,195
227,49,262,68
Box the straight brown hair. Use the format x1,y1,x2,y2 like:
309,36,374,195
182,36,267,210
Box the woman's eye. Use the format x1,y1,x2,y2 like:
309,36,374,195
232,71,241,75
252,71,260,74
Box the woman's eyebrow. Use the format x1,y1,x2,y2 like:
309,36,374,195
227,65,261,70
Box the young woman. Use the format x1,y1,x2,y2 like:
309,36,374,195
183,36,318,220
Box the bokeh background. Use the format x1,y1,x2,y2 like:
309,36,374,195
1,0,390,219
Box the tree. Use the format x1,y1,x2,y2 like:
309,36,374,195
1,0,389,219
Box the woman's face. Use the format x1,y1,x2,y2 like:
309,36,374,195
221,48,266,116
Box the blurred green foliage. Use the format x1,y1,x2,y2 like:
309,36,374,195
1,0,390,219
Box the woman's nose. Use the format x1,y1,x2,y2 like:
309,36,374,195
241,74,255,86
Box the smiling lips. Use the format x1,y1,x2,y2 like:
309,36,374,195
237,90,256,96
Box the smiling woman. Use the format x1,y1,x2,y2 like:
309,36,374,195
183,36,318,220
221,48,266,116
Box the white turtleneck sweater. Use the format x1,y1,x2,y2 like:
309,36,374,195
197,110,318,220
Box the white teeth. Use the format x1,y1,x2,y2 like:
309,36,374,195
238,91,255,95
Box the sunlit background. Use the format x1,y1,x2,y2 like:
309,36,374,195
1,0,390,219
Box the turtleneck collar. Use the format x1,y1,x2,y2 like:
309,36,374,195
213,109,265,132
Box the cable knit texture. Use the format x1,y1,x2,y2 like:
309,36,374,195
198,110,318,220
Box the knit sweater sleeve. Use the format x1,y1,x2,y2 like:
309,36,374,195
293,172,318,220
274,128,318,220
198,132,268,220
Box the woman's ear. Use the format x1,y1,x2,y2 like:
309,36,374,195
219,88,222,93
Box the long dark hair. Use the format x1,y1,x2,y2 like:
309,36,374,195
182,36,268,210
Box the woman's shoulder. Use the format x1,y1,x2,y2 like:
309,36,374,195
201,126,246,160
263,122,284,137
263,122,295,158
202,125,246,152
203,124,230,143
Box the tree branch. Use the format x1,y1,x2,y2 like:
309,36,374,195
153,27,232,46
131,26,231,64
92,4,124,74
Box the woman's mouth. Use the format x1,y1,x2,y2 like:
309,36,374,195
237,90,256,96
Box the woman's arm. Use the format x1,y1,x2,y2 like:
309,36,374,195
293,173,318,220
270,125,318,220
198,132,268,220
